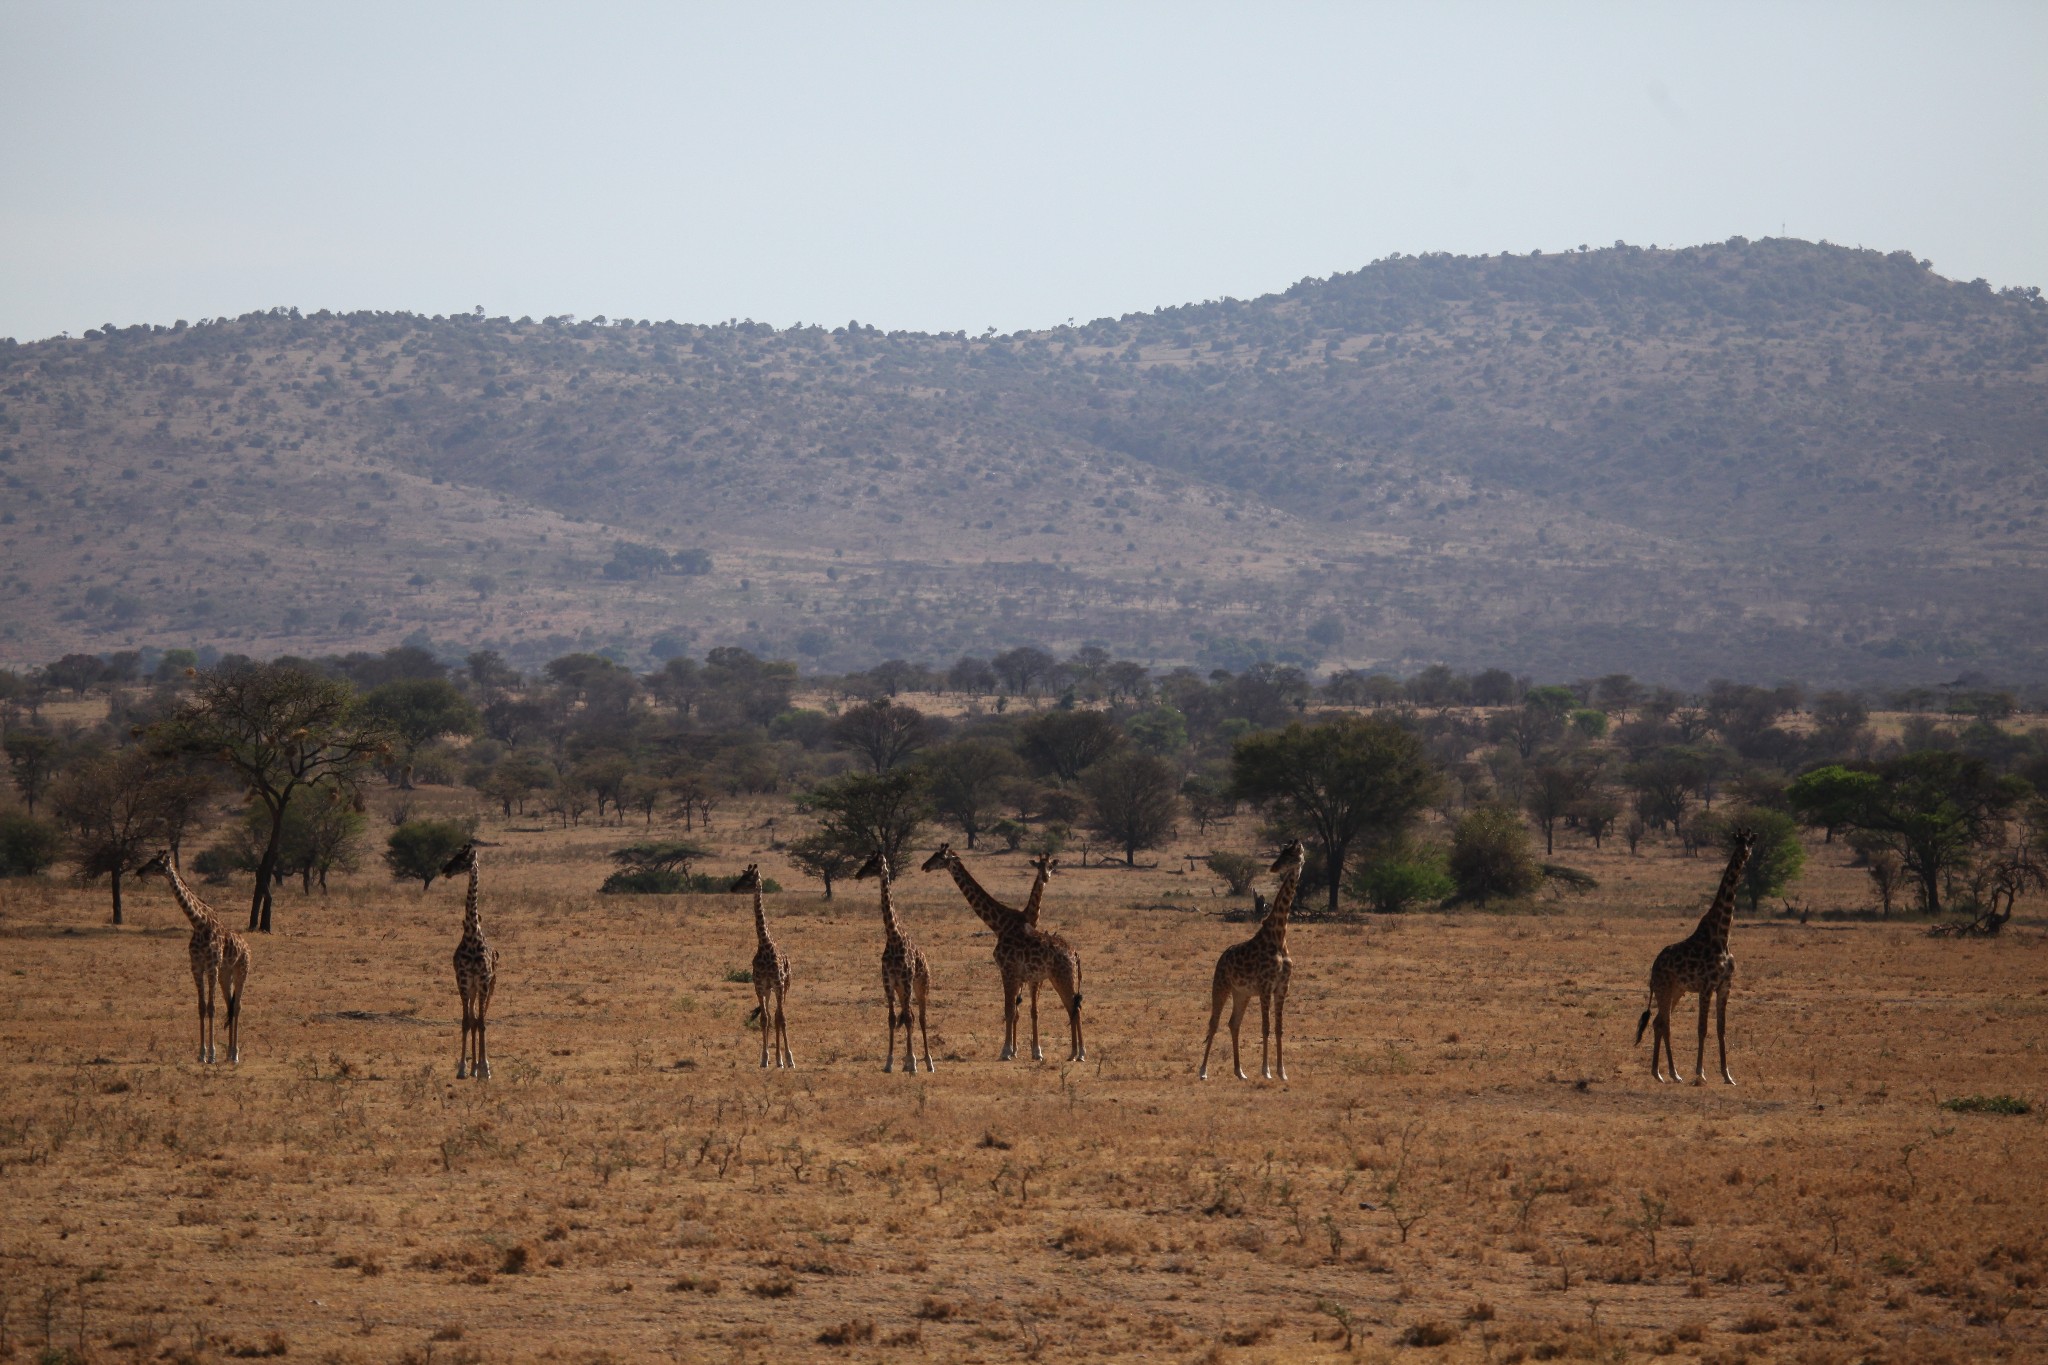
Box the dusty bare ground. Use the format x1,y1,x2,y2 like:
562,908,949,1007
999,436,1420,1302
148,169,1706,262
3,808,2044,1363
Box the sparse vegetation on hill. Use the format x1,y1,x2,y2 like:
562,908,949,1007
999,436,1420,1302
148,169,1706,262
3,239,2044,682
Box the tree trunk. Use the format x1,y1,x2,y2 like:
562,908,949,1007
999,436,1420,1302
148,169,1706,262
109,867,123,925
1919,862,1942,918
821,872,834,901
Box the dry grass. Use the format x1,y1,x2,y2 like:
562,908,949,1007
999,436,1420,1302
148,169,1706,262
2,798,2045,1360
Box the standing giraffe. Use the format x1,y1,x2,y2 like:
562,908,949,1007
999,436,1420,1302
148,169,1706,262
1636,828,1758,1085
1021,852,1057,926
136,850,250,1064
1200,841,1305,1081
920,843,1084,1062
853,851,934,1073
442,843,500,1080
731,864,793,1068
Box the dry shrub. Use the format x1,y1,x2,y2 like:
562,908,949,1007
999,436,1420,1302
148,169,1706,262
1053,1220,1141,1259
747,1275,795,1298
915,1296,956,1321
498,1243,531,1274
1400,1319,1460,1347
816,1320,874,1346
1733,1311,1780,1334
429,1323,464,1342
667,1274,721,1294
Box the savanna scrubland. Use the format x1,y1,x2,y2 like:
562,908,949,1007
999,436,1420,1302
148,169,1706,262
3,658,2045,1363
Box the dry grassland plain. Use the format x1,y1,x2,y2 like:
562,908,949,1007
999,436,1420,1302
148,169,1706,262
3,795,2044,1363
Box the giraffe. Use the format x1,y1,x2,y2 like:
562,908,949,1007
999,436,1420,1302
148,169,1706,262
1635,827,1758,1085
920,843,1084,1062
853,851,934,1073
1200,840,1305,1081
136,850,250,1064
1022,852,1057,926
442,843,500,1080
731,864,793,1068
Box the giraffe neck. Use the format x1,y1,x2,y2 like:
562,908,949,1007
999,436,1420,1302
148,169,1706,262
875,863,903,942
161,860,216,933
1254,857,1305,946
1691,842,1753,951
462,858,483,938
944,856,1018,934
753,883,770,946
1022,863,1050,925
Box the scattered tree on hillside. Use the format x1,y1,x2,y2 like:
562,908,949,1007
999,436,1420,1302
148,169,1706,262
1082,750,1181,867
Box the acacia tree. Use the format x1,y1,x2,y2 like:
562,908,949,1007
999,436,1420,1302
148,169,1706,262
2,730,62,813
831,699,934,773
1020,710,1123,782
155,663,391,931
360,677,480,789
1231,716,1442,916
50,749,181,923
922,739,1020,849
1790,754,2028,917
784,831,860,899
1082,750,1181,866
798,768,929,868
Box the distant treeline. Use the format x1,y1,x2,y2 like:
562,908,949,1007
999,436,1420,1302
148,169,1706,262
5,642,2045,939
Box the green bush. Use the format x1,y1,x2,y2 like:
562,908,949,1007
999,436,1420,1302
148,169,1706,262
1448,803,1541,904
383,818,475,889
1346,847,1453,913
0,808,61,876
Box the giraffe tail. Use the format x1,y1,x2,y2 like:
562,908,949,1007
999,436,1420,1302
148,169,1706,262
745,1005,763,1026
1634,1007,1652,1046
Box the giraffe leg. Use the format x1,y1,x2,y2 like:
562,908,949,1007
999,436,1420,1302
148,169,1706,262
757,988,772,1068
1651,1008,1672,1082
205,970,218,1064
1199,978,1229,1080
192,973,209,1065
1716,986,1735,1085
456,993,471,1078
224,975,243,1065
1047,972,1082,1063
999,974,1019,1061
476,984,494,1079
1028,981,1044,1062
776,988,793,1067
1228,991,1251,1081
1692,990,1711,1087
916,975,934,1072
1272,981,1288,1082
882,975,898,1073
1258,990,1272,1080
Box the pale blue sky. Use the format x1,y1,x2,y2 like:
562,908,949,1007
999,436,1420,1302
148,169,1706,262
2,2,2043,341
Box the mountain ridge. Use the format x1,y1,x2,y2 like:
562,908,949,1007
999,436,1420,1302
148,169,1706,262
2,237,2044,684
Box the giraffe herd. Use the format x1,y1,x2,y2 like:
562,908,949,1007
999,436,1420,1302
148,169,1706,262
122,827,1761,1088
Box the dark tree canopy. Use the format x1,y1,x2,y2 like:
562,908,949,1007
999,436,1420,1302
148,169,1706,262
1231,716,1442,916
1082,749,1181,866
155,662,392,931
798,768,929,868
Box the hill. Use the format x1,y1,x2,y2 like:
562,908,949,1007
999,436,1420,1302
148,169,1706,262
2,237,2045,684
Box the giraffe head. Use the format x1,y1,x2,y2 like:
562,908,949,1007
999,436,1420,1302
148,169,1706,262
1030,853,1059,880
730,863,763,893
135,849,175,880
1270,840,1306,875
440,843,478,880
919,844,957,874
1728,826,1758,855
853,851,890,882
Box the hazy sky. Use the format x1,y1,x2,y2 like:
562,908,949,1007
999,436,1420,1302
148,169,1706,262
3,2,2044,342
